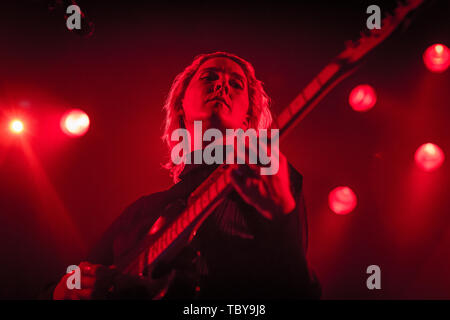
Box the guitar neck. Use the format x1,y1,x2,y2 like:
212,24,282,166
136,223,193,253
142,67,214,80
276,61,348,140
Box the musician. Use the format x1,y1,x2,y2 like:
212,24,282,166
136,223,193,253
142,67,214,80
50,52,321,299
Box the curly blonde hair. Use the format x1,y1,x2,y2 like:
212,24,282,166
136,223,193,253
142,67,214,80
162,52,273,183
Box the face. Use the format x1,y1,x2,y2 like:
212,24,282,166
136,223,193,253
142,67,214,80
181,57,250,133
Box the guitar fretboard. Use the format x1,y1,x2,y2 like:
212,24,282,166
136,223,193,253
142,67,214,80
276,62,341,137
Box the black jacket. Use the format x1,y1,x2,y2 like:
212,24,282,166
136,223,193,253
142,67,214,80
85,161,321,299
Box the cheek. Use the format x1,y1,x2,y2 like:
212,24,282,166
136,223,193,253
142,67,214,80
233,91,250,116
183,86,201,113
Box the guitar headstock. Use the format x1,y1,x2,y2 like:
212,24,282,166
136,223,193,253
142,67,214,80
338,0,425,65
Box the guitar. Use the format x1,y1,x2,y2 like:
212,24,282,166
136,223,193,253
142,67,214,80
105,0,427,298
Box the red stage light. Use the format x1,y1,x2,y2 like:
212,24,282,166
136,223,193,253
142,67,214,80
349,84,377,112
423,44,449,73
414,143,445,172
9,119,24,134
60,109,90,137
328,186,357,215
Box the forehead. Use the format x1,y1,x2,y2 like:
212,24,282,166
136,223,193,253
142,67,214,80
197,57,247,79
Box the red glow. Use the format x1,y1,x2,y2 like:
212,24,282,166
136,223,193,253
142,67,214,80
328,186,357,215
415,143,445,172
423,44,449,73
349,85,376,112
9,119,24,134
60,109,90,137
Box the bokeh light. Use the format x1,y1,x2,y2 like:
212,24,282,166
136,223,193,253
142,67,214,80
423,44,449,73
9,119,24,134
415,143,445,172
328,186,357,215
349,84,377,112
60,109,90,137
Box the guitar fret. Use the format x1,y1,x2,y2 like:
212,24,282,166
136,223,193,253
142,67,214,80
147,247,153,264
175,217,182,234
276,109,291,129
216,172,225,191
318,63,339,84
201,191,209,209
164,234,170,249
159,235,166,251
166,227,172,244
290,93,306,115
195,198,202,218
303,78,321,100
183,208,190,226
153,239,159,254
164,230,171,247
148,247,155,264
157,238,163,252
185,207,192,224
171,224,178,239
209,182,218,200
215,178,221,193
223,171,230,184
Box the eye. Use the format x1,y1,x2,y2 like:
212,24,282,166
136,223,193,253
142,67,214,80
230,79,243,89
200,71,218,81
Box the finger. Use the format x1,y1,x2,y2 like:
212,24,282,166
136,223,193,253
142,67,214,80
230,169,260,202
230,171,273,220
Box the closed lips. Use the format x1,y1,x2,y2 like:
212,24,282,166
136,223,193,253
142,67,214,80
208,97,230,109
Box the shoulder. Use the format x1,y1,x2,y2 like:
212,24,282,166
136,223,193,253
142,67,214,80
118,189,174,225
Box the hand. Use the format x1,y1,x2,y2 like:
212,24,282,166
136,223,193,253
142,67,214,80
53,261,116,300
228,143,296,221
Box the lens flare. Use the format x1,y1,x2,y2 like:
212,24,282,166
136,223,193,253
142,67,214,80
10,119,24,134
415,143,445,172
423,43,449,73
349,84,377,112
328,186,357,215
61,109,90,137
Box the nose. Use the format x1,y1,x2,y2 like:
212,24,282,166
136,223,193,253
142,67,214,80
214,79,229,95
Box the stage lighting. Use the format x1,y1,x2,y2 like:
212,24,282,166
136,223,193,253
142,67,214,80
349,84,377,112
328,186,357,215
61,109,90,137
414,143,445,172
423,44,449,73
9,119,24,134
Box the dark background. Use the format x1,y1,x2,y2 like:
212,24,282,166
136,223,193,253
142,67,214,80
0,0,449,299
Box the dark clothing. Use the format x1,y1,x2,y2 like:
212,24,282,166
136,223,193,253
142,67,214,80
86,161,321,299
